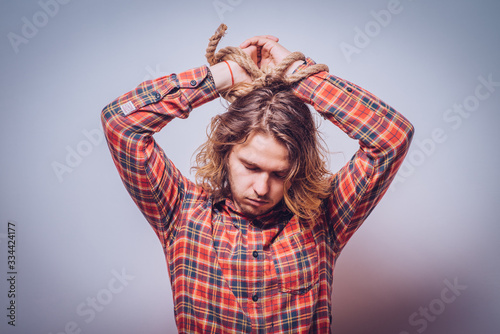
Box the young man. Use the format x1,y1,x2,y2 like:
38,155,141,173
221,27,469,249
101,35,414,333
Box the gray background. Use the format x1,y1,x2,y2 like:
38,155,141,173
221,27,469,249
1,0,499,333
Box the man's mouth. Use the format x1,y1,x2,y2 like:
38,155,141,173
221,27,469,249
246,198,269,206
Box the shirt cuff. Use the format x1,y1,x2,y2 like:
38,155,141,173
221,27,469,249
290,58,330,105
174,65,220,110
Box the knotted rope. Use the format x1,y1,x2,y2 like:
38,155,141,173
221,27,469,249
205,24,329,102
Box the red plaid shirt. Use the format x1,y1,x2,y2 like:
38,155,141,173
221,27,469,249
101,58,414,333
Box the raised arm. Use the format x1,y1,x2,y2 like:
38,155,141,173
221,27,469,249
101,67,222,240
100,37,269,238
240,36,414,254
293,59,413,254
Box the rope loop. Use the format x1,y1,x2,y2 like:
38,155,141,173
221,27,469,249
206,24,329,102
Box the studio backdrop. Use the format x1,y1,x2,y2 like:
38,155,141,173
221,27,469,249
1,0,499,333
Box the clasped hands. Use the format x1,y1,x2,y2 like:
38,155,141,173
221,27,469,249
211,35,303,91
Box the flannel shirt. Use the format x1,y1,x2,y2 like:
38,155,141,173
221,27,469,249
101,58,414,333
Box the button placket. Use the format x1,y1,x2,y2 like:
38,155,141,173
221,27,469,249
248,222,263,308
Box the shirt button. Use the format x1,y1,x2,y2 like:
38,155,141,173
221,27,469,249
190,80,197,86
346,87,353,92
252,294,259,302
252,250,259,258
154,92,161,100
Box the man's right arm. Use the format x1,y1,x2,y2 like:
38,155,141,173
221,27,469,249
101,66,220,240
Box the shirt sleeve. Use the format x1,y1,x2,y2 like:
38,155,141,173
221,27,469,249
292,58,415,256
101,66,219,242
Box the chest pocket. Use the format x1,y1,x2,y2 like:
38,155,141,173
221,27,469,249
272,229,319,294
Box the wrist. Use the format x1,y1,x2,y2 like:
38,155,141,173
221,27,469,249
286,60,305,77
224,61,234,86
210,62,233,91
210,60,249,92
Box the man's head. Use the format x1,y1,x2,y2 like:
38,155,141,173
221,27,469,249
227,130,289,217
195,85,331,219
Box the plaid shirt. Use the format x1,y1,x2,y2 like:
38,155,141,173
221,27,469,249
101,58,414,333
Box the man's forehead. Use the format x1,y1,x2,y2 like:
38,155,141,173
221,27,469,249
232,132,290,170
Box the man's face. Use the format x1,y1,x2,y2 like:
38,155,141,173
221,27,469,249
227,131,290,217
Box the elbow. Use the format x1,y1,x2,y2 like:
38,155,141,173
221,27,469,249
101,100,115,125
100,100,122,139
405,121,415,146
396,120,415,157
100,104,112,139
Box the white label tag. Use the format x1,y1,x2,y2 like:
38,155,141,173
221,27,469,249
120,101,136,115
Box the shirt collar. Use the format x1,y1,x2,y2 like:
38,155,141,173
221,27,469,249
214,196,294,230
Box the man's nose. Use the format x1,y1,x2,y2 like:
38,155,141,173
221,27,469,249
253,173,270,197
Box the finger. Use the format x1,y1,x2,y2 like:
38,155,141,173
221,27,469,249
240,45,259,64
239,36,278,49
239,35,279,48
260,40,276,56
242,39,278,67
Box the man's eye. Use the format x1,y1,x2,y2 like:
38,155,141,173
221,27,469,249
274,173,286,179
245,165,258,171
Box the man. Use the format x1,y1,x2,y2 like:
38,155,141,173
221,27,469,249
101,34,414,333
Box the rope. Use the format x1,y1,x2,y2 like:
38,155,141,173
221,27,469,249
205,24,329,102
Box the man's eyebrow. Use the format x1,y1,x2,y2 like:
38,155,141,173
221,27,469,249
239,158,259,168
240,157,289,174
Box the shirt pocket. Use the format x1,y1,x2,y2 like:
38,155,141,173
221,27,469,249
272,229,319,295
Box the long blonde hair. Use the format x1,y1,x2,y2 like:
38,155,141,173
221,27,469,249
194,85,332,221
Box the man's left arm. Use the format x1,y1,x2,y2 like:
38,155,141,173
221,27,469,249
292,58,414,253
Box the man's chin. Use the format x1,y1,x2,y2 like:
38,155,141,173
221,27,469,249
239,203,273,218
